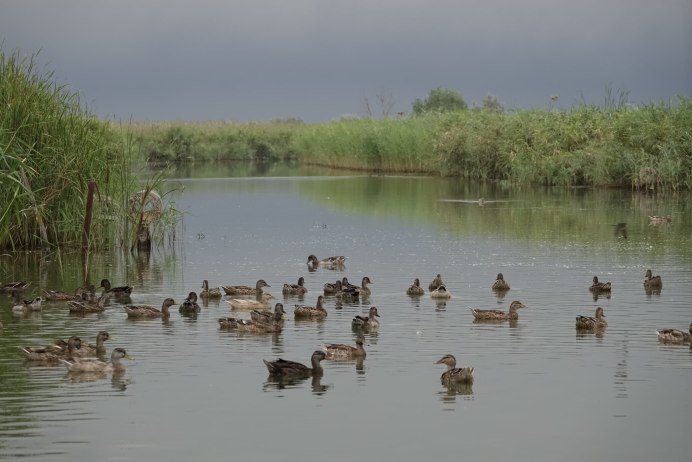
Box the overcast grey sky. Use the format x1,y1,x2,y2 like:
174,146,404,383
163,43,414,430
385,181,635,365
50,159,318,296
2,0,690,122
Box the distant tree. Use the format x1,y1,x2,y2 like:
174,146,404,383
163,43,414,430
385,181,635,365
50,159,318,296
412,87,468,115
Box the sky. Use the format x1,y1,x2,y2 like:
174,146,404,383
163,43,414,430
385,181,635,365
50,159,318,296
2,0,690,122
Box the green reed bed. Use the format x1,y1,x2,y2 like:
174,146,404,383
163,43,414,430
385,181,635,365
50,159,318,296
0,50,132,250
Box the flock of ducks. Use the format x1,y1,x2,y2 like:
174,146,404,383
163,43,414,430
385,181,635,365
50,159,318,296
1,254,690,387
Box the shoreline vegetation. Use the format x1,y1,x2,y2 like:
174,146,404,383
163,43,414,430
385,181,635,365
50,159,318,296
1,47,690,251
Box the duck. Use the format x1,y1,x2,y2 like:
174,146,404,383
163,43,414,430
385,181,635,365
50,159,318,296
0,281,31,293
323,336,366,359
643,269,662,289
60,347,130,373
430,284,452,299
221,279,270,296
470,300,527,321
355,276,373,296
124,298,177,318
67,292,106,314
649,215,672,225
282,277,308,295
200,280,222,299
42,288,81,302
236,311,284,334
352,306,380,330
428,274,444,291
491,273,510,291
251,302,287,324
435,354,474,384
263,350,327,378
306,254,346,269
20,336,82,362
11,296,43,313
225,291,274,311
655,323,692,344
59,331,111,357
323,279,343,295
589,276,612,292
99,278,133,299
406,278,425,296
294,295,328,319
179,292,201,314
575,307,608,329
218,316,240,329
338,278,360,300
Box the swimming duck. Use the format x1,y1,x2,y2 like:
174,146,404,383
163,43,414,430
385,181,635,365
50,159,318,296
251,302,287,324
218,316,240,329
648,215,672,225
0,281,31,293
352,306,380,330
428,274,444,291
435,354,474,384
200,280,222,299
99,278,133,299
306,254,346,269
20,336,82,362
61,347,130,373
225,291,274,310
655,323,692,344
59,331,111,357
575,307,608,329
470,300,527,321
491,273,510,291
643,269,662,289
221,279,270,296
323,336,366,359
356,276,373,296
338,278,360,300
282,277,308,295
124,298,177,318
323,279,343,295
263,350,327,378
589,276,612,292
42,288,81,302
12,296,43,313
67,292,106,314
294,295,328,319
406,278,425,296
236,311,284,334
179,292,201,314
430,284,452,299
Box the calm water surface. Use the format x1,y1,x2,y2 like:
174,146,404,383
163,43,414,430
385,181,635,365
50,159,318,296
1,167,691,461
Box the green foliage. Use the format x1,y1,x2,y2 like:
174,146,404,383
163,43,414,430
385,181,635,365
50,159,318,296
412,87,468,115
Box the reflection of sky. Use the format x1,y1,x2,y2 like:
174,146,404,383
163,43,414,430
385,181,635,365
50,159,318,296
2,0,690,121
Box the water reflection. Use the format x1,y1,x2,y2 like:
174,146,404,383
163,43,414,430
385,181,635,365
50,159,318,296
262,375,330,396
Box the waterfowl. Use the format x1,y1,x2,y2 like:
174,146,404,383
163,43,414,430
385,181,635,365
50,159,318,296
42,288,81,302
218,316,240,329
575,307,608,329
491,273,510,291
323,337,366,359
655,323,692,344
58,331,111,357
263,350,327,378
250,302,287,324
589,276,612,292
649,215,672,225
60,347,130,373
430,285,452,299
643,269,662,289
352,306,380,330
323,279,343,295
294,295,328,319
99,278,133,299
12,296,42,313
20,336,82,362
179,292,201,314
306,254,346,269
470,300,527,321
200,280,222,299
225,292,274,310
428,274,444,291
282,277,308,295
356,276,372,296
124,298,177,318
338,278,360,300
67,292,106,314
0,281,30,293
435,354,474,384
221,279,270,296
236,311,284,334
406,278,425,296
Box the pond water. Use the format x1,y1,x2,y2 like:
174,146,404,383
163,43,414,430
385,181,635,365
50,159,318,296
1,164,691,461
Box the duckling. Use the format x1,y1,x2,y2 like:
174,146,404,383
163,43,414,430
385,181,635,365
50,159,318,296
67,292,106,314
251,302,287,324
643,269,663,289
435,354,474,384
0,281,31,293
430,284,452,299
589,276,612,292
59,331,111,357
20,336,82,362
99,278,133,300
12,296,42,313
491,273,510,291
282,277,308,295
221,279,270,296
428,274,444,291
61,347,130,373
470,300,527,321
294,295,328,319
306,254,346,269
323,336,366,359
575,307,608,329
406,278,425,296
124,298,176,318
200,280,222,299
263,350,327,378
655,323,692,344
352,306,380,331
179,292,201,314
236,311,284,334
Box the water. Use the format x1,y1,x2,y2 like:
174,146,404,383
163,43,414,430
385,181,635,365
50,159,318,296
1,168,691,461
